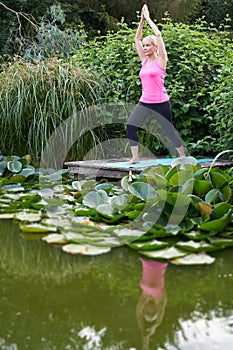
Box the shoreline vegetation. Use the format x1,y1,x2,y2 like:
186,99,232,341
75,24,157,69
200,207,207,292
0,154,232,264
0,18,232,163
0,3,232,264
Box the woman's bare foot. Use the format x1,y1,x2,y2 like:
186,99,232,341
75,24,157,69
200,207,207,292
127,158,140,164
128,146,139,164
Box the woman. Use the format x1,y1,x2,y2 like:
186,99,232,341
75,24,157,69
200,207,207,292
127,4,185,164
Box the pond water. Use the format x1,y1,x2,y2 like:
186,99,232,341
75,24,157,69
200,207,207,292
0,220,232,350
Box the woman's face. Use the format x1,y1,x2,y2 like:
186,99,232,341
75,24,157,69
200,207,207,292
142,38,157,57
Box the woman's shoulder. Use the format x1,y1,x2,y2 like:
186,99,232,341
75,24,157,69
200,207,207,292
141,58,147,65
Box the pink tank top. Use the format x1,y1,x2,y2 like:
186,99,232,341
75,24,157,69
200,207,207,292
139,59,169,103
140,259,167,299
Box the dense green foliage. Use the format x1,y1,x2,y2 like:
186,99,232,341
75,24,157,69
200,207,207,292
0,16,232,161
0,2,232,161
0,155,232,264
1,0,233,57
0,58,105,163
72,18,233,156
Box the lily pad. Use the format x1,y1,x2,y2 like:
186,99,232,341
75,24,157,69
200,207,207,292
175,240,220,252
19,167,36,177
62,244,111,255
0,160,7,176
198,209,232,232
139,246,187,260
128,239,168,251
97,203,114,216
110,194,128,210
145,171,168,189
182,230,210,241
1,184,25,192
205,189,220,204
114,228,145,240
209,172,231,202
93,237,122,247
128,182,157,200
7,160,23,173
171,156,197,169
198,201,212,216
63,231,103,244
171,252,215,265
20,223,58,233
72,180,87,190
194,179,212,196
42,233,68,244
14,211,42,222
0,213,16,219
208,237,233,248
83,190,109,208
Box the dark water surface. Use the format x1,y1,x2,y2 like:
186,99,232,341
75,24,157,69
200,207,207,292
0,220,232,350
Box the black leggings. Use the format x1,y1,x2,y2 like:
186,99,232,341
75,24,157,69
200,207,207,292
126,101,182,148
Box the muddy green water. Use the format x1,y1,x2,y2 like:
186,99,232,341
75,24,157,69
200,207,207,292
0,220,232,350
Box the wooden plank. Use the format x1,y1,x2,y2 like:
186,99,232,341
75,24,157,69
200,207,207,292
65,158,233,179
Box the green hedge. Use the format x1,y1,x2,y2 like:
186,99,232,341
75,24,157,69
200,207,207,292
72,18,233,156
0,18,232,163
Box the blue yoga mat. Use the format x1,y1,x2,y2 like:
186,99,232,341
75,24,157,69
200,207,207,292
105,158,213,169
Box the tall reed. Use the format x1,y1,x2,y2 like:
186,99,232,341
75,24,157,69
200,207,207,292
0,58,105,165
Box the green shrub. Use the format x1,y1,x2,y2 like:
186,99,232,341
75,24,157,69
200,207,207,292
205,36,233,155
72,17,233,156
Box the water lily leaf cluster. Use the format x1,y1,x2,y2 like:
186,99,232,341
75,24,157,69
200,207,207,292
0,155,232,265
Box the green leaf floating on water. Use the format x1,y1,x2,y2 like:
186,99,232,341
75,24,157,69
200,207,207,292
62,244,111,255
205,189,220,204
19,166,36,177
208,237,233,248
1,184,25,192
20,223,58,233
0,213,16,219
139,246,187,260
182,230,210,241
110,194,128,210
7,160,23,173
97,203,114,216
175,240,221,252
157,189,191,207
9,175,26,184
63,231,104,244
128,182,157,200
198,208,232,232
144,170,169,189
194,179,212,196
114,227,145,240
42,233,68,245
211,202,232,219
169,169,194,186
0,160,7,176
209,171,232,202
14,211,42,222
128,239,168,251
83,190,109,208
171,252,215,265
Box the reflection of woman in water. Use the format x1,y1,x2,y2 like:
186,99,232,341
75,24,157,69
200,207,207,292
137,259,168,350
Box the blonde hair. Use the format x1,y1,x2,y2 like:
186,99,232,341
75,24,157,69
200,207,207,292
142,35,157,46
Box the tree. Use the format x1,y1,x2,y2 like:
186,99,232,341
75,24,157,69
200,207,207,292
202,0,233,27
0,0,210,57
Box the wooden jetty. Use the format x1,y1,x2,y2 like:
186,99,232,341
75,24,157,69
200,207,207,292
65,157,233,180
